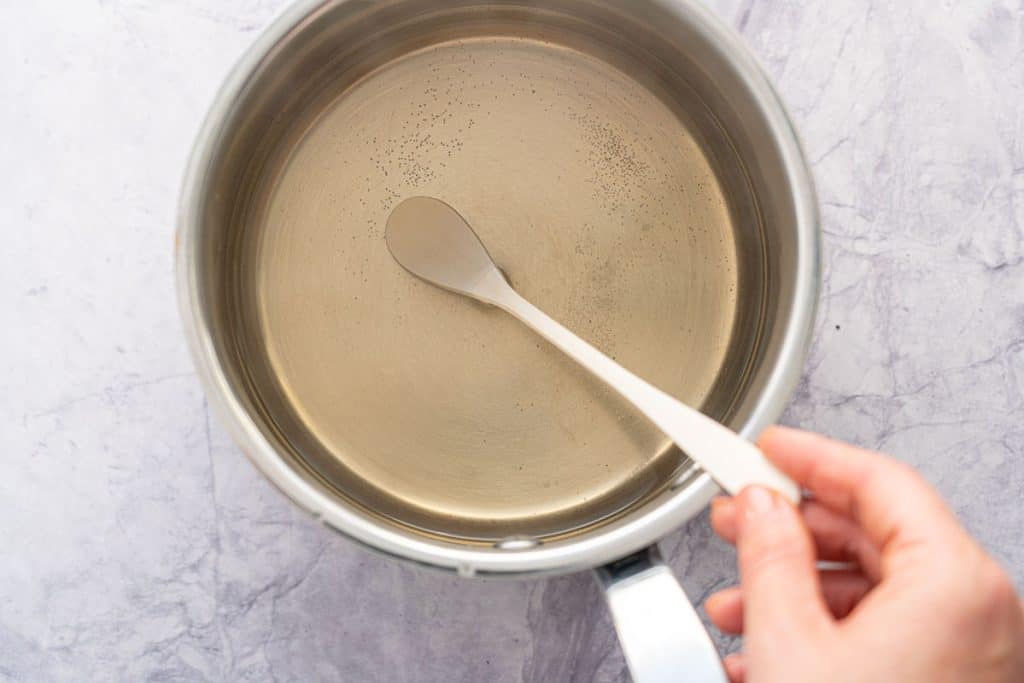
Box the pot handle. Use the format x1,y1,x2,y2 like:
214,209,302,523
595,545,728,683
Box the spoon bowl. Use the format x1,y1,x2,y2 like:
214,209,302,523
386,197,510,304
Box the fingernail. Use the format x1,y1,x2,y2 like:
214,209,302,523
710,496,733,511
744,486,777,517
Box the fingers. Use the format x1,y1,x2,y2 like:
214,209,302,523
802,501,882,581
757,426,965,562
709,496,735,537
723,653,746,683
705,586,743,633
706,571,873,634
712,497,882,581
733,486,831,643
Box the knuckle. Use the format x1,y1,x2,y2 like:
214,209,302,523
942,557,1019,627
889,460,916,477
887,459,923,485
977,563,1018,611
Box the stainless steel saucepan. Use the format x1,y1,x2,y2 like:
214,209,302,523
177,1,819,680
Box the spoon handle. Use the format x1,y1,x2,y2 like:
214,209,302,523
494,287,800,504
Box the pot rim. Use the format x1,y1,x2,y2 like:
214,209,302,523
176,0,820,577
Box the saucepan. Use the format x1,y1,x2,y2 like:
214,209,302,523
176,0,819,679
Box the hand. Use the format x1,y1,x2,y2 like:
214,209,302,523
705,426,1024,683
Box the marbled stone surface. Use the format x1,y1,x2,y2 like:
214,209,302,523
3,1,1022,680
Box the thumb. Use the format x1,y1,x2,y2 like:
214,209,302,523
735,486,831,644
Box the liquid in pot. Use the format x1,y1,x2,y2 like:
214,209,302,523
241,36,740,539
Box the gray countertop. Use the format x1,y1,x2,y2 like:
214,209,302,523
3,1,1022,680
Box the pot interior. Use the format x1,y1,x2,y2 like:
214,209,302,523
191,0,806,546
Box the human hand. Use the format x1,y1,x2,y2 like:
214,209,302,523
705,426,1024,682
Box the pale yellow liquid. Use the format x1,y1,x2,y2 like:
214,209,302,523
249,37,738,537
